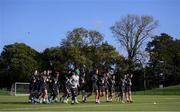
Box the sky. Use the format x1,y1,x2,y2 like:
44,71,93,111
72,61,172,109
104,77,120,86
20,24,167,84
0,0,180,54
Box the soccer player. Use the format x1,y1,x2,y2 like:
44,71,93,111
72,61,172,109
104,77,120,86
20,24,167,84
49,71,60,103
91,69,99,104
104,72,110,102
69,71,79,104
98,72,106,103
39,70,49,104
125,73,133,103
79,66,87,102
29,70,39,103
121,74,126,103
60,69,72,104
108,75,116,102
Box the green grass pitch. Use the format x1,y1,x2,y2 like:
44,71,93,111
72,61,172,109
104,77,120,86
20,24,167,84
0,95,180,111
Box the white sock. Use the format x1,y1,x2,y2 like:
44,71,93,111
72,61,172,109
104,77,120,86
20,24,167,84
75,97,78,102
106,97,109,101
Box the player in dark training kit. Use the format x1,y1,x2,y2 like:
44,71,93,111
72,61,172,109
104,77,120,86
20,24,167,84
49,72,60,103
29,70,39,103
98,73,106,103
28,62,134,104
125,73,133,103
108,75,116,102
91,69,99,103
79,65,87,102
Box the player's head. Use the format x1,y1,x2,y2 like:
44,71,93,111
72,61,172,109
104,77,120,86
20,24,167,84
43,70,47,75
112,75,115,80
34,70,38,75
95,69,99,75
124,74,127,78
56,72,60,77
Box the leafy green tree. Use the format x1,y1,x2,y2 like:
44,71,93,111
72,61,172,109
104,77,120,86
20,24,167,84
146,33,180,87
60,27,125,79
41,47,65,71
0,43,40,88
95,42,119,69
61,27,104,67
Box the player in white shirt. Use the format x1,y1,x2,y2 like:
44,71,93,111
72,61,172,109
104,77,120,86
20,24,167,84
69,71,79,104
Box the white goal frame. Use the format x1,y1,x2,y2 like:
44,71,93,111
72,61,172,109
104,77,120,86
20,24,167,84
11,82,30,96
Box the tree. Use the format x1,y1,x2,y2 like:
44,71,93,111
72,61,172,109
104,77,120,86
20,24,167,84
41,47,65,71
61,27,104,67
111,14,158,71
0,43,40,88
146,33,180,87
95,42,119,69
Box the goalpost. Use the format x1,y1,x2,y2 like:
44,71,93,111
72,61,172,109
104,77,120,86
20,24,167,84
10,82,30,96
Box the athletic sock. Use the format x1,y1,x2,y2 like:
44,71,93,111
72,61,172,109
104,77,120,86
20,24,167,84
75,97,79,103
106,97,109,101
39,98,43,103
95,98,98,103
98,99,100,103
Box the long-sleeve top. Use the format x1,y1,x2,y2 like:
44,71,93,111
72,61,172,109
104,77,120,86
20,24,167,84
69,74,79,89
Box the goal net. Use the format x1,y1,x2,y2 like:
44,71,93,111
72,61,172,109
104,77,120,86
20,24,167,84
10,82,30,96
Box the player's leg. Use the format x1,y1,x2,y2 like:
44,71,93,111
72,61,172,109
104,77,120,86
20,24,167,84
105,88,109,102
71,88,75,104
95,89,100,103
60,84,66,102
87,82,92,99
128,86,133,103
82,86,87,102
121,86,126,103
55,88,60,102
74,88,79,103
122,91,126,103
110,87,115,102
44,89,49,103
126,86,130,102
62,85,70,104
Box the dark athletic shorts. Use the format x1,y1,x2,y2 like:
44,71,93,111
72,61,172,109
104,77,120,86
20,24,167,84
121,86,125,93
99,86,105,92
125,86,131,92
109,87,115,93
92,83,98,92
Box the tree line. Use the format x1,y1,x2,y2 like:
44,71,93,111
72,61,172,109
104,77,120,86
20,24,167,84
0,14,180,90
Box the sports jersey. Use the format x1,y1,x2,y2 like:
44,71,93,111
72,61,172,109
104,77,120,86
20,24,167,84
125,76,132,86
91,73,98,85
98,75,105,87
69,74,79,89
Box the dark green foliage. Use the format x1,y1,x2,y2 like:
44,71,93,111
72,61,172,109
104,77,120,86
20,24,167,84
60,27,123,72
146,33,180,87
0,43,40,88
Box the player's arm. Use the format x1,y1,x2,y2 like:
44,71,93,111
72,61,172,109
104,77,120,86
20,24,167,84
77,76,80,87
130,74,133,78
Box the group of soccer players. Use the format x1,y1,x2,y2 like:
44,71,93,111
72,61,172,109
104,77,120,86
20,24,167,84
29,65,133,104
29,69,60,104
